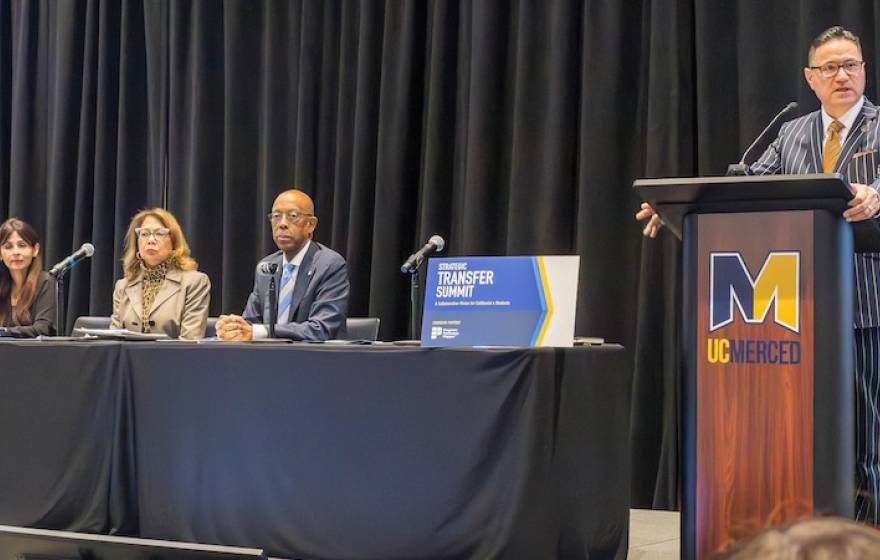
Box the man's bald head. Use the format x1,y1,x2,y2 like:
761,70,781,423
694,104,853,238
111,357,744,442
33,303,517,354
270,188,318,258
275,189,315,215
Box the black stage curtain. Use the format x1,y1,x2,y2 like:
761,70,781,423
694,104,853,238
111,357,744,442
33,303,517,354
2,0,879,509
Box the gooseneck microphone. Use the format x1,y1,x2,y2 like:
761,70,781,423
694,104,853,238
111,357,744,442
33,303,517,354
48,243,95,278
400,235,446,273
51,242,95,336
727,102,798,176
401,235,446,340
259,262,280,339
259,262,279,275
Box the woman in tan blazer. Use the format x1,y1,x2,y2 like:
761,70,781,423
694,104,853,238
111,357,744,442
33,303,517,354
111,208,210,339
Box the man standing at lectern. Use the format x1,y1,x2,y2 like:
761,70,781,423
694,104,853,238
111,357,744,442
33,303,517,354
637,26,880,523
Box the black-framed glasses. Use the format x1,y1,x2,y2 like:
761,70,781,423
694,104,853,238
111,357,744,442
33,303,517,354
809,59,865,78
268,211,314,224
135,227,170,240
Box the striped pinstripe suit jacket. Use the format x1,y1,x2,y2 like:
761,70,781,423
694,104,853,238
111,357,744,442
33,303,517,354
750,99,880,329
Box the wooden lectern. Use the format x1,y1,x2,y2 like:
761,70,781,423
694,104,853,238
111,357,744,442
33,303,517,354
634,174,859,560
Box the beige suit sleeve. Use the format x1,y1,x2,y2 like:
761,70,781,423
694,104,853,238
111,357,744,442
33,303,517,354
178,272,211,340
110,279,126,329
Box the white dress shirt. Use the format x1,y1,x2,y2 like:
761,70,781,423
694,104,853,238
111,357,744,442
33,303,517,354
821,95,865,144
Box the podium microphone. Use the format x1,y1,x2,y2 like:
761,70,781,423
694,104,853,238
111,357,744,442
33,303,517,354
401,235,445,273
727,101,798,176
48,243,95,278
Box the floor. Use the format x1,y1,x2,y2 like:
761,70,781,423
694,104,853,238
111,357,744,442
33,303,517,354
628,509,680,559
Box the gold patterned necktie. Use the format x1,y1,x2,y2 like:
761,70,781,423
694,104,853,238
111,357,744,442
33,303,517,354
823,119,844,173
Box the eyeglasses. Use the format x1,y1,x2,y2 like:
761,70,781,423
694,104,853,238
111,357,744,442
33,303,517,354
809,59,865,78
135,227,171,240
268,211,314,225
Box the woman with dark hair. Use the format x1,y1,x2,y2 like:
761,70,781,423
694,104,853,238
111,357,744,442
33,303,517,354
110,208,210,339
0,218,55,337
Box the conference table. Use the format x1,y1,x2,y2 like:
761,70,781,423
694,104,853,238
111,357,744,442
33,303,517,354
0,340,631,560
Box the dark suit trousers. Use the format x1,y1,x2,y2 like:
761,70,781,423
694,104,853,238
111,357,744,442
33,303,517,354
855,326,880,524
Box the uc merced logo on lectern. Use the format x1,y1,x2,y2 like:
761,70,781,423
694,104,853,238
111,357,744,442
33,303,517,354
706,251,801,365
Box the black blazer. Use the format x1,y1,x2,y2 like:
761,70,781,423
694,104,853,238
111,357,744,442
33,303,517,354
0,271,56,337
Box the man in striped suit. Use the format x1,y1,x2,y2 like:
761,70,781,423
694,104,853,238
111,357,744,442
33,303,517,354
637,25,880,523
749,26,880,524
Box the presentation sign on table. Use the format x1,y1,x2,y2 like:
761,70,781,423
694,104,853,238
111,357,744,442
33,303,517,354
421,256,580,347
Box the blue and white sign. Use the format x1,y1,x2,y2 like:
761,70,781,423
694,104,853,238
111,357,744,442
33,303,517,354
421,256,580,347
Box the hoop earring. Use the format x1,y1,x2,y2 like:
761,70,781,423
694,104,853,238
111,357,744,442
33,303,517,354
136,252,143,261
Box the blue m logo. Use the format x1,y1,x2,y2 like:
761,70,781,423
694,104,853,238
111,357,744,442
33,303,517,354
709,252,800,333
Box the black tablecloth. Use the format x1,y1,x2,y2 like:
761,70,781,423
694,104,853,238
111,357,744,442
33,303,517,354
0,342,630,560
0,342,132,533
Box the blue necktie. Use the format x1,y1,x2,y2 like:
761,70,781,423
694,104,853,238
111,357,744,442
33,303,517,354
277,263,296,324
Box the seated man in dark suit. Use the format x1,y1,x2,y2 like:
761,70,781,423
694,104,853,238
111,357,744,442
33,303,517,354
216,189,349,341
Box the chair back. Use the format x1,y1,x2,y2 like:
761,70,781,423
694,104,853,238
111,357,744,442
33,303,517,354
344,317,380,341
72,316,111,333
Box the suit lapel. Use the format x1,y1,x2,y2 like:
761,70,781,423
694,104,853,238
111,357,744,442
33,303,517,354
288,242,319,321
124,275,144,321
808,112,823,174
837,101,878,175
148,268,182,317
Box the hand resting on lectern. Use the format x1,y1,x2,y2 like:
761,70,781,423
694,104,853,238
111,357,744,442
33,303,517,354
635,202,664,238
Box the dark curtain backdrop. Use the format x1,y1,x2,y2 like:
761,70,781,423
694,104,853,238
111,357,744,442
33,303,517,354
1,0,878,509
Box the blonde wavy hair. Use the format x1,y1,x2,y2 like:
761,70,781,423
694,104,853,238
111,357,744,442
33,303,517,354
714,516,880,559
121,208,198,281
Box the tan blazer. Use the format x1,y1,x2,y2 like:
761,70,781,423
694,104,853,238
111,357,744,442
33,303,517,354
111,268,211,339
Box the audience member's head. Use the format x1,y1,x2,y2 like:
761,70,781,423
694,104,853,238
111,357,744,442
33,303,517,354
713,517,880,559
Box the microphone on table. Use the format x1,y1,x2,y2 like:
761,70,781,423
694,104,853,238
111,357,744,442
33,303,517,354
259,262,279,275
727,101,798,176
48,243,95,278
259,262,280,338
400,235,446,273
